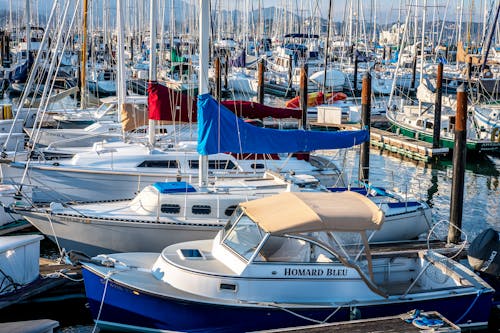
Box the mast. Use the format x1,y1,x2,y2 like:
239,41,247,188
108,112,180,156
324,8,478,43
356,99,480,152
116,0,126,130
198,0,209,187
322,0,332,94
25,0,31,56
372,0,377,45
80,0,88,109
148,0,158,146
419,0,427,87
480,2,500,72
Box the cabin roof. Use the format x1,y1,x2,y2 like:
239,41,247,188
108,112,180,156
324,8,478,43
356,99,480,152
239,192,384,235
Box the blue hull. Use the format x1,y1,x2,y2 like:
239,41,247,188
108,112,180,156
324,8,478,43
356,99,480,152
82,267,492,332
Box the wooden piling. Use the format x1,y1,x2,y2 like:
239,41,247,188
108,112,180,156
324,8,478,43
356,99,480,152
288,54,293,89
224,54,229,90
448,84,467,245
353,54,359,93
359,72,371,184
433,62,443,148
300,64,308,129
214,56,221,102
410,55,417,92
257,59,265,104
130,37,134,64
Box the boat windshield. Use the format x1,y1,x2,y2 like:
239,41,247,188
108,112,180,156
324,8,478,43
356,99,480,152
222,213,266,261
222,207,244,238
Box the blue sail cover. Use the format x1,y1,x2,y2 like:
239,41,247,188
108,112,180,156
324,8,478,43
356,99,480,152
197,94,369,155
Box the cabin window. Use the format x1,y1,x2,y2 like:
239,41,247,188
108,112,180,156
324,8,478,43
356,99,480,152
254,235,340,264
188,160,237,170
251,163,265,170
224,205,237,217
256,236,310,262
161,204,181,214
425,122,433,129
222,214,265,261
137,160,179,168
208,160,237,170
222,207,244,237
192,205,211,215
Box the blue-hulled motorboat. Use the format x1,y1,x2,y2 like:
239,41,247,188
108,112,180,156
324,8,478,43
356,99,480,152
81,191,494,332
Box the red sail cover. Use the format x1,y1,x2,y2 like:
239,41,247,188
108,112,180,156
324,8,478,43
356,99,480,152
221,100,302,119
148,82,301,122
147,82,197,122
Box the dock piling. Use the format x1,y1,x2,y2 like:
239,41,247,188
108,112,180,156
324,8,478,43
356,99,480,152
433,62,443,148
359,72,371,184
257,59,265,104
448,84,467,245
214,56,221,102
224,54,229,90
353,54,359,93
410,55,417,92
300,64,308,129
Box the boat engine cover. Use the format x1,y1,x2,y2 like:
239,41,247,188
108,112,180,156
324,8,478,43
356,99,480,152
468,228,500,277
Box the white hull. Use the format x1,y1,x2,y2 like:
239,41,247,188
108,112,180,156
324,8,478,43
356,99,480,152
19,197,430,256
22,210,222,256
5,163,186,202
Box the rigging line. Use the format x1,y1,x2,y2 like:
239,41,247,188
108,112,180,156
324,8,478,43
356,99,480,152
1,1,58,153
19,0,78,194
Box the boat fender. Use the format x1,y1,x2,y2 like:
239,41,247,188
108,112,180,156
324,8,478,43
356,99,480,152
349,306,361,320
491,127,500,142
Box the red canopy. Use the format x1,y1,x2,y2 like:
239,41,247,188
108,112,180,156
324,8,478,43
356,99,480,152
221,100,302,119
147,82,197,122
148,83,301,122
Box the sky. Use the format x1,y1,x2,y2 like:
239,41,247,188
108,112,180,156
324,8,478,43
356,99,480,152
0,0,485,23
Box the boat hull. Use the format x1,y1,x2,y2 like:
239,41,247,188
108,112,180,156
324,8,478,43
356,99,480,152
5,163,187,202
21,210,222,256
82,266,493,333
387,114,500,153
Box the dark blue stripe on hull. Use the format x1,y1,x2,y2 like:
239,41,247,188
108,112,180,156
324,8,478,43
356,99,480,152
82,268,492,332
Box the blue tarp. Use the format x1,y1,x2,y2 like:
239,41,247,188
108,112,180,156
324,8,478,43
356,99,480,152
197,94,369,155
153,182,196,193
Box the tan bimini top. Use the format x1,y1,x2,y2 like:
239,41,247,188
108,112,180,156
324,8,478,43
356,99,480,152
239,191,385,235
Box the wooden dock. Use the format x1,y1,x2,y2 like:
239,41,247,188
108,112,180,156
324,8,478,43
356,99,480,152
253,311,461,333
311,121,449,162
0,258,82,310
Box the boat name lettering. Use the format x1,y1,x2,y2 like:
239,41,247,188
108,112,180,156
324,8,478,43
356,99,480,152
284,268,347,276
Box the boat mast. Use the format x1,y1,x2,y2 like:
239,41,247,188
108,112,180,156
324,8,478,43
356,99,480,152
80,0,88,109
116,0,126,130
198,0,209,187
480,2,500,73
148,0,157,146
322,0,332,94
25,0,31,56
418,0,427,111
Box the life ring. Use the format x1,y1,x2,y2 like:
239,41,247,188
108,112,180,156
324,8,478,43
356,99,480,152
491,127,500,142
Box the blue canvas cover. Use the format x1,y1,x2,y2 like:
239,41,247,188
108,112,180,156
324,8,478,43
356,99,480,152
197,94,369,155
153,182,196,194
